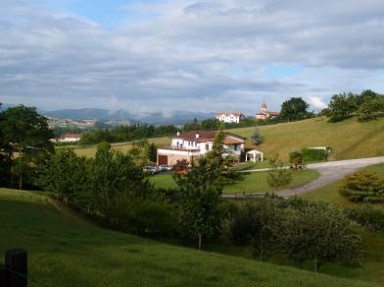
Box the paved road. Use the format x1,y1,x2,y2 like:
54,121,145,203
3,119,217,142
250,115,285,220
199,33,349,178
223,156,384,199
277,156,384,198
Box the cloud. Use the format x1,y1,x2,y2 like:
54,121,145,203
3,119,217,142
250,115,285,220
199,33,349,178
1,0,384,117
307,96,328,111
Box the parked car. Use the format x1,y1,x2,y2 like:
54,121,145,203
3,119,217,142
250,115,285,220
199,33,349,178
143,166,159,175
159,164,173,172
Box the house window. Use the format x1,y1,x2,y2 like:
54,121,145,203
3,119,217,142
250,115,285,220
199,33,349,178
234,144,238,151
206,144,209,151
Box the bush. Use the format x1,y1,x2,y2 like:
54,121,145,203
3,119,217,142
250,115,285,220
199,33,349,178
105,193,179,238
301,148,328,162
346,205,384,232
339,170,384,203
225,196,363,269
267,155,292,188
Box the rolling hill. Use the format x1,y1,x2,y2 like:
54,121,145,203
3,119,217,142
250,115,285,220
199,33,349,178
72,116,384,161
232,117,384,161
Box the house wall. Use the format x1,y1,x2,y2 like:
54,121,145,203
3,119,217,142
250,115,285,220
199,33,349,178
157,148,201,166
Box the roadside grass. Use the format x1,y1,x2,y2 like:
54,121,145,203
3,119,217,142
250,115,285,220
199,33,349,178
150,169,320,194
0,188,376,287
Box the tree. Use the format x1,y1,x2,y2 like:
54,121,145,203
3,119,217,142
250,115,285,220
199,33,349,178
173,157,223,249
357,96,384,121
251,127,262,145
279,97,310,122
327,93,358,122
267,154,292,188
289,151,304,170
36,149,89,204
129,139,156,166
280,202,363,271
0,105,54,188
201,118,219,130
205,130,243,184
229,197,283,260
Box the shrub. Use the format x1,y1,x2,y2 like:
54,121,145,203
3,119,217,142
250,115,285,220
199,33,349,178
339,170,384,203
225,196,363,269
346,205,384,232
251,127,263,145
301,148,328,162
105,193,178,238
267,155,292,188
289,150,304,170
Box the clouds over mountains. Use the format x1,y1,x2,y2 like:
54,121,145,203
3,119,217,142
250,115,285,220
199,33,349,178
1,0,384,115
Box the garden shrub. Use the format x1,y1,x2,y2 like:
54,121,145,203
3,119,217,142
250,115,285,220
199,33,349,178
339,170,384,203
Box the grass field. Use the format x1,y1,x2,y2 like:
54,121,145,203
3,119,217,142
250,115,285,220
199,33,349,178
0,188,379,287
70,117,384,161
149,169,319,194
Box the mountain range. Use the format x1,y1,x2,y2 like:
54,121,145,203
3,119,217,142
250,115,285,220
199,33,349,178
2,104,215,125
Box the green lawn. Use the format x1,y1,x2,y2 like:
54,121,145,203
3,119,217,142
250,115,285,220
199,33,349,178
150,169,320,194
0,188,378,287
0,189,378,287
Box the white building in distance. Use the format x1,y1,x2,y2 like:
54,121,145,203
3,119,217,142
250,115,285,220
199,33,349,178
215,112,245,123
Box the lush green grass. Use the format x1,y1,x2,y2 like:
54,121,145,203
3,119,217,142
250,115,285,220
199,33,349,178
150,169,320,194
70,117,384,160
0,188,377,287
223,169,319,194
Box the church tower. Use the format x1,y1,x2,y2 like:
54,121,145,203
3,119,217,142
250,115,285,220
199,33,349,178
260,102,267,114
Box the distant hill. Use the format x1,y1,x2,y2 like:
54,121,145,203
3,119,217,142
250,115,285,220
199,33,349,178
44,108,214,125
0,103,15,111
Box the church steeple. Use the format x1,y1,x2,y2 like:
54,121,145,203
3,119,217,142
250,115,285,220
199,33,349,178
261,102,267,113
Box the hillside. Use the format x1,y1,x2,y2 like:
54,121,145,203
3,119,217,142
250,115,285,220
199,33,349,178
72,117,384,161
0,188,377,287
234,117,384,161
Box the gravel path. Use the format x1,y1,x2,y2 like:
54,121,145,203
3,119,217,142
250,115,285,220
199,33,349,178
223,157,384,199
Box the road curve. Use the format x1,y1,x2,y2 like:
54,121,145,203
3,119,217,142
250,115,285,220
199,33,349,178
277,156,384,198
223,156,384,199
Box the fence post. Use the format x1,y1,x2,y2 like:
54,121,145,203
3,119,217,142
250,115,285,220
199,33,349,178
0,265,6,287
5,249,27,287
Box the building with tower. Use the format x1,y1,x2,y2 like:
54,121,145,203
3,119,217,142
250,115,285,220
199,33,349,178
254,102,280,120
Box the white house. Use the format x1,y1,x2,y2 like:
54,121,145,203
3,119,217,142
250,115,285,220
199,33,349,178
215,112,245,123
57,133,81,143
255,103,280,120
157,131,245,166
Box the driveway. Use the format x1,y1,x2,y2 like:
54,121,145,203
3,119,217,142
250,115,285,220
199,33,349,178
278,157,384,198
223,156,384,199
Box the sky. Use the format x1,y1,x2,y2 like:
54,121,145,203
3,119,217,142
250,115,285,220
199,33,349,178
1,0,384,117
